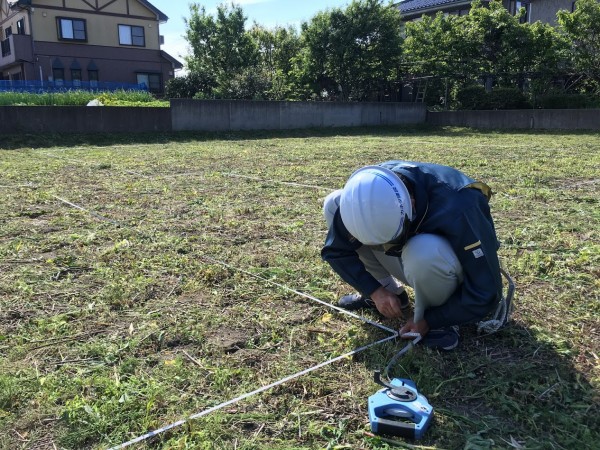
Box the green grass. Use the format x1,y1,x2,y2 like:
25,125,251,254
0,90,168,106
0,127,598,449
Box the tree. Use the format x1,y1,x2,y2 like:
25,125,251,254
297,0,404,101
164,72,215,99
525,21,567,96
183,2,258,98
403,12,466,80
557,0,600,93
249,24,301,100
460,1,533,86
404,1,565,107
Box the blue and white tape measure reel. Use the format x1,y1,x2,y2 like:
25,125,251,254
368,371,433,440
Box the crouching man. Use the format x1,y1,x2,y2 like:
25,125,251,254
322,161,503,350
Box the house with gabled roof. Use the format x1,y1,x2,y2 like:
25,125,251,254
395,0,575,25
0,0,182,93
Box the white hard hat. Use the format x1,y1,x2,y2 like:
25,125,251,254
339,166,413,245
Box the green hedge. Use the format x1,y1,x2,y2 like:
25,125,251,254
0,90,168,106
455,85,531,110
535,93,596,109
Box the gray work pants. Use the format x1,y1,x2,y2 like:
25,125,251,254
323,190,464,321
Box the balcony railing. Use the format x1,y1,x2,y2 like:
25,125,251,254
0,79,148,92
0,34,32,68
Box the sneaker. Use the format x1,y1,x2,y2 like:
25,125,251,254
421,327,459,351
338,290,410,311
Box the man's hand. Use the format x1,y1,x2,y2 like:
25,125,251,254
400,318,430,338
370,286,405,319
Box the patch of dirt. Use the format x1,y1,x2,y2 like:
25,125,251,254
176,292,212,307
206,327,254,353
18,209,50,219
0,308,36,335
279,304,318,325
229,348,279,367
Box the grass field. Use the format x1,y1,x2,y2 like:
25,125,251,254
1,127,598,450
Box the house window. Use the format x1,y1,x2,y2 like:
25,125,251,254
71,69,82,86
5,26,12,38
119,25,145,47
137,73,161,92
88,69,99,87
1,39,10,57
58,18,87,41
510,1,530,23
16,19,25,35
53,68,65,86
518,1,530,23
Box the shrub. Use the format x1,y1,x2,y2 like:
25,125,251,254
455,85,531,109
165,72,216,99
535,92,595,109
454,85,489,109
488,87,531,110
0,90,166,106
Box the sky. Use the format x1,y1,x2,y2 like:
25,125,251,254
150,0,351,68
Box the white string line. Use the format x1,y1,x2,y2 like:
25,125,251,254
48,167,395,333
51,195,123,227
43,140,546,151
154,170,206,179
0,183,38,188
40,153,401,448
108,333,397,450
48,194,396,335
29,151,334,191
221,172,333,191
144,171,335,192
107,255,399,448
36,152,333,190
38,152,86,165
49,192,401,448
40,152,150,178
201,254,397,335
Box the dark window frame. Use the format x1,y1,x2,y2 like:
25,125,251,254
53,68,65,85
71,69,82,80
509,0,530,23
57,17,87,42
118,24,145,47
136,72,162,93
88,69,99,87
16,18,25,35
1,38,10,57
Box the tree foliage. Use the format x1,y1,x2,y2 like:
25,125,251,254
168,0,598,107
180,2,258,98
403,0,567,107
249,24,302,100
558,0,600,93
172,3,302,100
403,12,465,79
297,0,404,100
185,3,257,78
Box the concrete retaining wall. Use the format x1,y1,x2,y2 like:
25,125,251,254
170,99,427,131
0,106,171,133
2,103,599,134
428,109,600,130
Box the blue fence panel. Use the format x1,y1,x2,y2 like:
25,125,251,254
0,80,147,92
